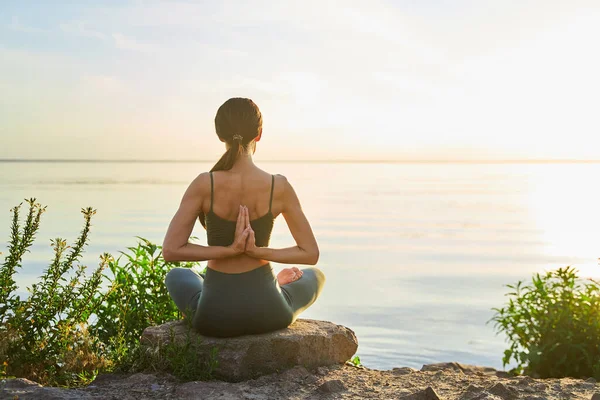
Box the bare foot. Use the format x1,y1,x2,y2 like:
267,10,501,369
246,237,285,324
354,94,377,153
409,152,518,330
277,267,303,286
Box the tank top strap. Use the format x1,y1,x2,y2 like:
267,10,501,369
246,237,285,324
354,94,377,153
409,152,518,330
209,171,214,212
268,174,275,213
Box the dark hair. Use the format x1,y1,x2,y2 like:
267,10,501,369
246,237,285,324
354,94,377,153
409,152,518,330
199,97,263,228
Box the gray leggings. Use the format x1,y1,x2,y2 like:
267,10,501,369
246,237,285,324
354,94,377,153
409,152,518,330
165,263,325,337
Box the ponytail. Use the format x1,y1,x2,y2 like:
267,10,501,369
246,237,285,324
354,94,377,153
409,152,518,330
210,138,245,173
198,97,262,228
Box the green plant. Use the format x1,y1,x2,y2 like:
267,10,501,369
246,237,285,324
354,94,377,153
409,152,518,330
491,266,600,379
91,236,204,364
1,199,217,386
350,355,362,367
0,199,111,387
117,322,219,381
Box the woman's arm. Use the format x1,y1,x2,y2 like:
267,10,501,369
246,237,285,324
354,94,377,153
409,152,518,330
245,176,319,265
162,173,250,262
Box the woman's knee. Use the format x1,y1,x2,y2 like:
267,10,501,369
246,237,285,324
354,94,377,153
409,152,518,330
165,267,188,289
301,267,326,290
306,266,325,281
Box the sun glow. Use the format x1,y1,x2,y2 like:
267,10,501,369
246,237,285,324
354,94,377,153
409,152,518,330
525,164,600,277
1,1,600,161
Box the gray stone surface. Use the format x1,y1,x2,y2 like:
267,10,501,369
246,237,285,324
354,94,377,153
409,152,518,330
393,367,418,376
488,382,518,399
421,362,499,376
402,386,441,400
318,379,347,393
141,318,359,382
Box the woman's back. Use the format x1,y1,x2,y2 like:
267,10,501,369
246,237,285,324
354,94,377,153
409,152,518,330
208,169,277,223
204,167,281,273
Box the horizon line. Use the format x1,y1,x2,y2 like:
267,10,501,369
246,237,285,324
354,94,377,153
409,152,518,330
1,158,600,164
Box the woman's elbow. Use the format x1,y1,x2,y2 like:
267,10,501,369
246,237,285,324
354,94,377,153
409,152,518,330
307,248,320,265
162,243,177,262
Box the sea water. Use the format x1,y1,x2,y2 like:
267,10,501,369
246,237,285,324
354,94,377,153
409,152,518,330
1,161,599,370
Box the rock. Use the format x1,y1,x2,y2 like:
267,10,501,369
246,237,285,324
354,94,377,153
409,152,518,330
278,366,309,382
88,373,126,386
0,378,42,389
393,367,418,375
0,386,91,400
465,384,485,393
124,372,156,385
318,379,346,393
0,379,83,400
174,380,243,399
141,318,358,382
150,383,161,391
316,366,329,376
488,382,518,399
517,376,535,386
421,362,497,376
402,386,442,400
587,377,597,384
459,384,485,399
461,395,500,400
592,394,600,400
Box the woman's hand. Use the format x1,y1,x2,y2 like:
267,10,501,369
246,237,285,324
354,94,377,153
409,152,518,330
228,205,251,255
244,223,259,257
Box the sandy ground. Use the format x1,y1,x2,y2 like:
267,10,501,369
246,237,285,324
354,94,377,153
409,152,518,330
2,362,599,399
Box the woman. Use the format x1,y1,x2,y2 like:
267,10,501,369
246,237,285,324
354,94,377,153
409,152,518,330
162,97,325,338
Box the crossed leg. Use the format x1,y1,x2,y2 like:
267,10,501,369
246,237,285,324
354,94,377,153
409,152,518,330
165,266,326,324
279,267,326,322
165,267,204,317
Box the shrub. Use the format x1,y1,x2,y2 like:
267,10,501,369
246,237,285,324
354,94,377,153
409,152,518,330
0,199,111,387
92,237,203,364
0,199,215,386
491,266,600,379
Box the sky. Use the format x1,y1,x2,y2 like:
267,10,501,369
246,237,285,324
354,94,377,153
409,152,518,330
0,0,599,161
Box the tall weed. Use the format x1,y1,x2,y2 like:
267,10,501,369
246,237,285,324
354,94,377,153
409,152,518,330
0,199,111,386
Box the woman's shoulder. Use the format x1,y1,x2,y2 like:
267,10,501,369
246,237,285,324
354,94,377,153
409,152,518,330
187,172,211,194
273,174,291,189
192,172,212,184
272,174,298,201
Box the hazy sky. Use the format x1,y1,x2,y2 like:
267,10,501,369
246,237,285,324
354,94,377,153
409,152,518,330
1,0,598,161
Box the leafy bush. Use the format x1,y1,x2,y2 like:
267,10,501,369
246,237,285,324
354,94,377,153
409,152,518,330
92,237,203,364
0,199,111,386
491,266,600,379
0,199,218,386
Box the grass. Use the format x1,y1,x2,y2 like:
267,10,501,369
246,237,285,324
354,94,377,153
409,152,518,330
117,321,219,381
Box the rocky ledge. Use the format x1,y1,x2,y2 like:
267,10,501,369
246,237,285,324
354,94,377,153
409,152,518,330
141,318,359,382
3,362,600,399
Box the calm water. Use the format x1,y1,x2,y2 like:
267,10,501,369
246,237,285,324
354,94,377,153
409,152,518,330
1,161,599,371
